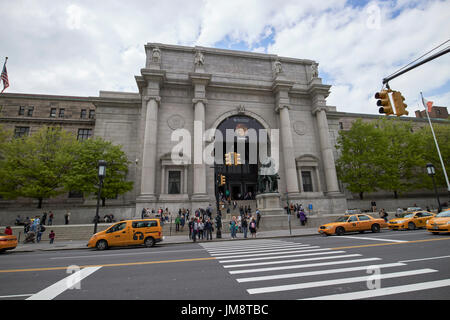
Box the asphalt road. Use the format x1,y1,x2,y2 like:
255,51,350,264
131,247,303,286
1,229,449,302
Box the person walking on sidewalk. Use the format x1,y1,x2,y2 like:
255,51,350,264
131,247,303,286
204,218,213,241
249,217,257,238
49,230,55,244
241,215,248,238
48,211,54,225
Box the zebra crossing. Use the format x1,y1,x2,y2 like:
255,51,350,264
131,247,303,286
200,239,450,300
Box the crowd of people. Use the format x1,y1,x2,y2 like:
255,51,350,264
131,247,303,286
13,215,56,244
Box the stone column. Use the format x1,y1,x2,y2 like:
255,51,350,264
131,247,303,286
277,104,301,196
140,96,160,200
313,106,340,195
192,98,208,199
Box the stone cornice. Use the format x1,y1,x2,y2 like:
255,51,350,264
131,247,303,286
189,72,212,86
0,117,95,126
307,81,331,98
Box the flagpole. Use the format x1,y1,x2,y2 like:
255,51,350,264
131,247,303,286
420,92,450,192
0,57,8,94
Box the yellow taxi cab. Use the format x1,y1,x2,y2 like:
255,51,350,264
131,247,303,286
0,233,18,253
388,211,435,230
318,214,387,236
426,209,450,234
87,219,163,250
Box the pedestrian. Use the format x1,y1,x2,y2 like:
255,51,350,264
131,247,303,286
241,215,248,238
192,218,199,242
198,219,204,240
175,215,181,232
180,215,185,231
256,209,261,228
249,217,257,238
4,226,12,235
205,218,213,240
230,216,238,239
141,207,146,219
371,200,377,212
41,212,47,225
188,218,194,240
64,211,70,225
49,230,55,244
48,211,54,225
36,223,45,243
299,210,306,226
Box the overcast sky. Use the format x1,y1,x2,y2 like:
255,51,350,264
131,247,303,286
1,0,449,115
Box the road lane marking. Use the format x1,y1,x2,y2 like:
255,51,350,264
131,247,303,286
228,258,382,274
0,294,33,299
302,279,450,300
338,236,407,243
223,254,362,268
399,255,450,263
206,244,311,254
219,250,346,263
0,257,217,273
236,263,406,283
247,269,437,294
211,246,322,258
26,266,102,300
330,237,450,250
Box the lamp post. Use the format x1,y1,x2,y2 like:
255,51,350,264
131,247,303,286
426,163,441,213
94,160,107,234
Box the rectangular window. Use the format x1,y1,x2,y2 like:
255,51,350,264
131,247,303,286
18,106,25,115
14,126,30,138
27,106,34,117
59,108,65,118
77,128,92,141
168,171,181,194
80,109,87,119
302,171,313,192
89,110,95,119
50,108,57,118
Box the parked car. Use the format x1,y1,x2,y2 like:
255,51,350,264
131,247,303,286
0,233,18,253
318,214,387,236
87,219,163,250
426,209,450,234
388,211,435,230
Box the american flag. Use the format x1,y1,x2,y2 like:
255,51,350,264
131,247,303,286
1,58,9,93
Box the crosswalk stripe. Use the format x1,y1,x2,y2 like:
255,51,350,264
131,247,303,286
228,257,382,274
223,254,362,268
219,250,346,263
201,240,287,249
247,269,437,294
206,244,311,254
236,263,406,283
302,279,450,300
211,246,322,258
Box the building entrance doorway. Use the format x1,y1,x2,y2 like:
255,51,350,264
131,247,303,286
214,115,268,201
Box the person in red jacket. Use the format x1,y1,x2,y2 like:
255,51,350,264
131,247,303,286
4,226,12,235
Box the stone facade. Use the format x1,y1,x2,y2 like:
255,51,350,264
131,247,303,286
93,43,348,215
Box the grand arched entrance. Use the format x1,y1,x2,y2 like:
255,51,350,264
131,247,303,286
214,115,268,201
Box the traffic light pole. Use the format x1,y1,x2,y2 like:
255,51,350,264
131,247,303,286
383,47,450,86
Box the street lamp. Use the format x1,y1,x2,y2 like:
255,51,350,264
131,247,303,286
426,163,441,213
94,160,107,234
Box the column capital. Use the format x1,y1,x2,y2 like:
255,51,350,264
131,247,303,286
311,105,328,116
275,104,291,113
192,98,208,107
143,95,161,104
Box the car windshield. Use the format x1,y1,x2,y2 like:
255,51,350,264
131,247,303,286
403,214,414,218
436,211,450,218
335,216,349,222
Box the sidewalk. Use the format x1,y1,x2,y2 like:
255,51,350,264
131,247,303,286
11,227,318,253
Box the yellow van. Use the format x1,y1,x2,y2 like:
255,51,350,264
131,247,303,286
87,219,163,250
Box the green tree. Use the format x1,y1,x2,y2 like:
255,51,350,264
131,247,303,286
335,119,385,199
414,123,450,190
0,126,79,208
65,137,133,206
376,118,423,198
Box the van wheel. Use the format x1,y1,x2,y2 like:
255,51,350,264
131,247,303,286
96,240,108,251
371,224,380,233
335,227,345,236
144,237,155,248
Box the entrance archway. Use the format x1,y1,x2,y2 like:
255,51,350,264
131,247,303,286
214,115,269,201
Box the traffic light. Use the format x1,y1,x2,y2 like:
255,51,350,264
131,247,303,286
234,152,241,165
375,89,394,115
391,91,408,116
224,152,233,166
219,174,226,186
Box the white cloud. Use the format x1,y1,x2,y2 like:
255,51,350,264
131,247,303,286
1,0,449,115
